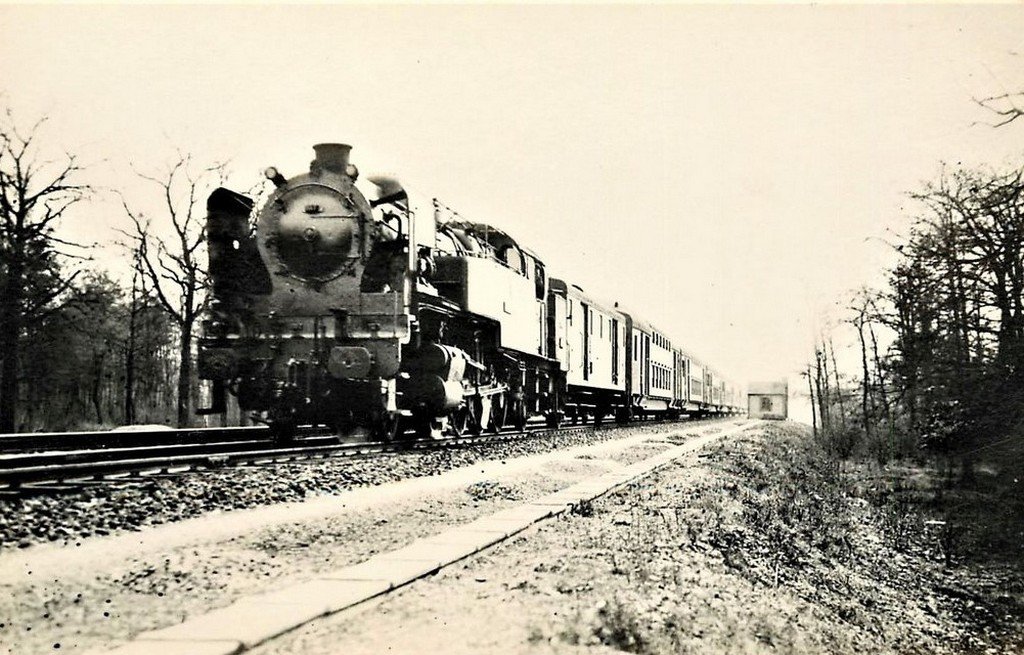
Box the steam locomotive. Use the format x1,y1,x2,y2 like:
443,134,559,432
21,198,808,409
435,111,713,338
197,143,742,440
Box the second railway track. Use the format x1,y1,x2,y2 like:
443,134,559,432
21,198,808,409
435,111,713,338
0,418,725,493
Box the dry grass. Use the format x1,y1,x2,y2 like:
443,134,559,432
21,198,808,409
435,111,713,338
535,422,1024,654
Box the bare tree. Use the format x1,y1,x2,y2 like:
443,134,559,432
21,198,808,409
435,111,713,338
976,91,1024,128
851,293,874,445
805,365,817,439
124,255,143,425
815,345,831,433
0,110,89,433
120,152,225,428
828,337,847,431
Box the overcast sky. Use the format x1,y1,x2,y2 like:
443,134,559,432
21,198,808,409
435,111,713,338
2,4,1024,401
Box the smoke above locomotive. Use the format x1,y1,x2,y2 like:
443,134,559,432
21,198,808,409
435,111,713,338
198,143,742,440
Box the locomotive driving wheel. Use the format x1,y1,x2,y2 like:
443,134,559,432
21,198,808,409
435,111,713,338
269,418,297,442
450,399,482,437
510,396,527,432
488,392,508,433
545,411,562,429
267,404,298,442
372,411,401,442
412,413,447,440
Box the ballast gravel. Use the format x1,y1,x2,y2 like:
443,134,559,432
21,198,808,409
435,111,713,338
0,422,688,550
0,422,694,655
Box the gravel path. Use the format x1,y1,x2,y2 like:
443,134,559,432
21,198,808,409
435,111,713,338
0,424,686,655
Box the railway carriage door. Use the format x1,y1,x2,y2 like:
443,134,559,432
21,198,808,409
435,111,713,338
611,318,619,385
642,334,650,395
553,294,568,369
674,353,680,402
582,303,590,381
535,260,546,356
683,358,690,403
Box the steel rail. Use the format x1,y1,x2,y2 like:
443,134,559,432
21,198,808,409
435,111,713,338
0,426,280,453
0,417,733,491
0,434,340,470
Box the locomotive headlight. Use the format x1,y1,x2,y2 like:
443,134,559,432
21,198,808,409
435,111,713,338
264,166,287,187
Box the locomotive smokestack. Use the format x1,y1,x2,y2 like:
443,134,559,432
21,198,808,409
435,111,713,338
312,143,352,174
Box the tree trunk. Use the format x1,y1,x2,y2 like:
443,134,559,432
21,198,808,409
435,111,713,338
829,338,847,430
0,259,24,433
822,347,833,430
816,347,831,432
176,323,193,428
960,453,976,486
856,316,872,444
91,354,104,425
807,367,818,439
125,276,139,425
868,321,890,423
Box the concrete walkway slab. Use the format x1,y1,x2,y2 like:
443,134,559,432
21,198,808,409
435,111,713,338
529,491,587,506
103,638,243,655
321,556,439,585
381,540,477,566
137,601,324,648
485,504,555,524
415,528,507,553
236,578,390,613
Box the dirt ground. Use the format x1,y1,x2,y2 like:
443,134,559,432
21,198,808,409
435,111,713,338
0,428,679,654
253,421,1024,655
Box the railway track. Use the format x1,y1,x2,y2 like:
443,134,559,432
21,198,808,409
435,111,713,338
0,425,283,453
0,418,731,493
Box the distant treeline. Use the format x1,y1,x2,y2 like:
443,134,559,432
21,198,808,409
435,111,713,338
812,161,1024,484
0,107,235,433
18,274,178,430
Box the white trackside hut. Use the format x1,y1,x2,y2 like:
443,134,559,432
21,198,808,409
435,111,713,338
747,381,788,420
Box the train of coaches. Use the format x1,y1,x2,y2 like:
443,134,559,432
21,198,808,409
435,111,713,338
196,143,743,440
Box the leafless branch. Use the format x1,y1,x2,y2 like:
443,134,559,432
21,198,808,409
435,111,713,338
974,91,1024,128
